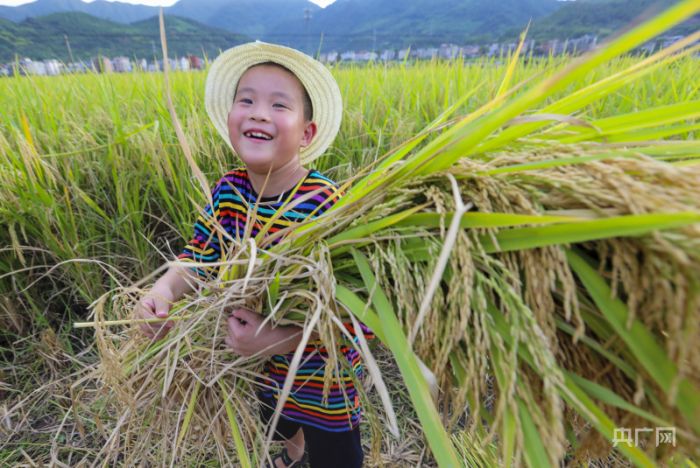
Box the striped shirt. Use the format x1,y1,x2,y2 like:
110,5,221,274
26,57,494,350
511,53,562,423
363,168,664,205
178,167,372,432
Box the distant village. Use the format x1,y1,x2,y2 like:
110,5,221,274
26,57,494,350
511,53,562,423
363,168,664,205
0,34,693,78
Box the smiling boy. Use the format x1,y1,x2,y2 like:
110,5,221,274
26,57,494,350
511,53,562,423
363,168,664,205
136,42,367,468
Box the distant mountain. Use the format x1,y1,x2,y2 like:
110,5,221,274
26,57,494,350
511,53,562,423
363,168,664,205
524,0,698,40
0,0,157,23
0,0,558,49
275,0,562,51
0,12,249,62
0,0,696,59
167,0,319,40
0,0,321,35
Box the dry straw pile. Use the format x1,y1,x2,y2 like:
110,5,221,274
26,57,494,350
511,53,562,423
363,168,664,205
68,2,700,466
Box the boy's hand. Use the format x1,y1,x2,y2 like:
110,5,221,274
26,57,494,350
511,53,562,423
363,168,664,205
225,308,302,357
135,294,174,340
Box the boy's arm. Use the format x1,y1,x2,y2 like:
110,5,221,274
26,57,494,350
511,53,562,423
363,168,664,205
138,176,227,339
136,265,198,339
225,308,311,356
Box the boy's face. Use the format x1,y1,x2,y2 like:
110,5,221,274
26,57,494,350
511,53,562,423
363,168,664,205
227,64,316,173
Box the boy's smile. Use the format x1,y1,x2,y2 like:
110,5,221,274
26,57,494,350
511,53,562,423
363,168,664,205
243,130,273,140
227,64,316,174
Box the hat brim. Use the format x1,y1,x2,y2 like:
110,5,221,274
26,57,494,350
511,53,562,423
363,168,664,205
205,41,343,165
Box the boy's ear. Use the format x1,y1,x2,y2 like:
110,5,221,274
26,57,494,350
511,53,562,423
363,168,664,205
300,121,317,148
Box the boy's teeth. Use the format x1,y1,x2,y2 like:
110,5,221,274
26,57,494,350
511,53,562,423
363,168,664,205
245,131,272,140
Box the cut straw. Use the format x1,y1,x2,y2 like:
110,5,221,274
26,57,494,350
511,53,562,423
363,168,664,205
73,316,192,329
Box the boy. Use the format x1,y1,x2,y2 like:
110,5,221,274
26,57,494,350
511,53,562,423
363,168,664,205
136,42,366,468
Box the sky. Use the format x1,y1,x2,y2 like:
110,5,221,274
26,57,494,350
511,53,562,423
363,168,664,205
0,0,336,7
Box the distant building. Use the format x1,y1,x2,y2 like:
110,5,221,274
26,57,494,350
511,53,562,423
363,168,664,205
566,34,597,54
460,45,481,58
439,44,461,59
112,57,132,73
20,58,46,75
379,49,396,61
92,57,113,73
340,51,356,61
640,41,657,54
661,35,684,49
416,48,438,59
188,55,203,70
178,57,190,71
524,39,536,54
538,39,561,55
504,42,518,54
355,51,377,61
319,51,339,64
44,59,62,76
67,62,89,73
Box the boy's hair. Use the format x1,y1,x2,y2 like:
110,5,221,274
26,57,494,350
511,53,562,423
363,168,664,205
235,61,314,122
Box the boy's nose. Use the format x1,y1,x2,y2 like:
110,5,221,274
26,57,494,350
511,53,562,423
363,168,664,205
249,105,270,122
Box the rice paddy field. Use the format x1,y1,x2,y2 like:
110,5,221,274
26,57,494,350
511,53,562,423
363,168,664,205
1,3,700,466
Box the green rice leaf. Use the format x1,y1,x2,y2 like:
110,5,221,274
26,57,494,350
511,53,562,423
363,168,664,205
600,122,700,143
176,379,201,449
349,249,461,467
556,319,636,380
560,375,656,468
481,212,700,253
490,340,518,467
330,212,582,258
482,151,642,175
335,284,385,343
496,23,530,99
567,249,700,433
328,204,427,244
396,212,580,229
518,401,550,468
566,372,671,428
267,271,281,311
74,187,109,220
219,380,253,468
557,101,700,144
502,406,517,468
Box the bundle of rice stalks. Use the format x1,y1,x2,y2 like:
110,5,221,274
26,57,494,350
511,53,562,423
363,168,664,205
74,2,700,466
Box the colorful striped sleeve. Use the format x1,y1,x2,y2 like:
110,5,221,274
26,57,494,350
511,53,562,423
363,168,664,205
341,321,375,342
177,179,226,278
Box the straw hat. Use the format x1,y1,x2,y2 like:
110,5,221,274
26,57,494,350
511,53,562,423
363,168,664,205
205,41,343,165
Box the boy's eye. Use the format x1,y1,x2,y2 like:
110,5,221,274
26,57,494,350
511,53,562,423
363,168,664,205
273,103,288,109
237,98,253,104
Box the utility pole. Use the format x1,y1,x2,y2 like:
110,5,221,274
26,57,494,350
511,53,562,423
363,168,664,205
64,34,75,64
151,40,158,71
304,8,312,55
